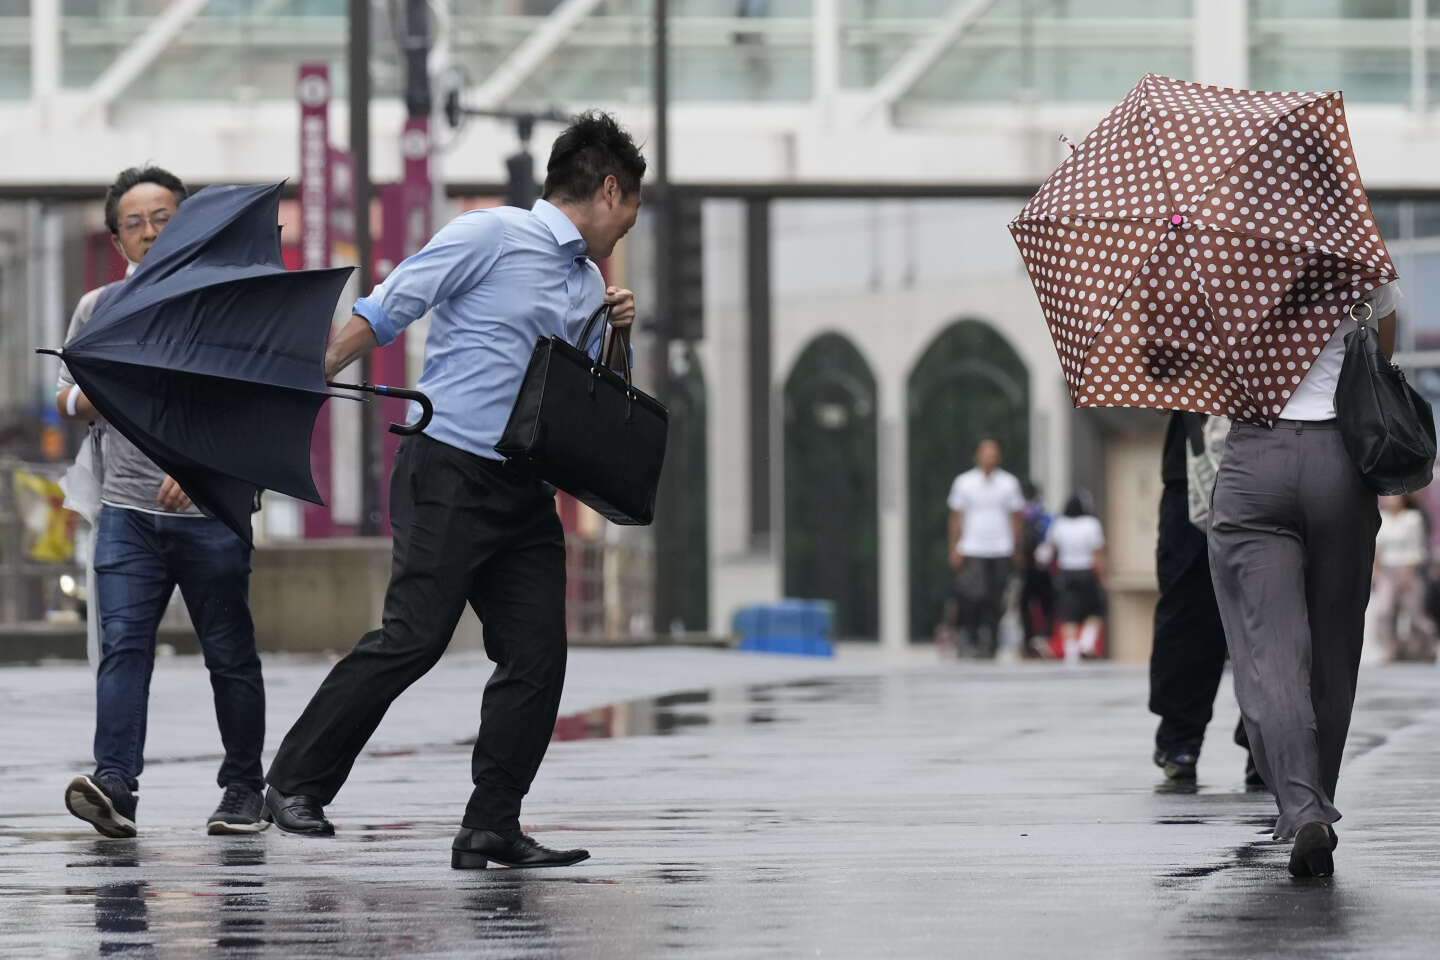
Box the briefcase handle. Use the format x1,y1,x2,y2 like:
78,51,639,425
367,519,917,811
574,302,611,354
575,302,638,422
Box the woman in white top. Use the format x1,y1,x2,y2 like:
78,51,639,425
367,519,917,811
1369,494,1437,662
1037,493,1106,663
1208,282,1399,879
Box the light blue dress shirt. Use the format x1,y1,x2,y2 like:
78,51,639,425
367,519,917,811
353,199,608,461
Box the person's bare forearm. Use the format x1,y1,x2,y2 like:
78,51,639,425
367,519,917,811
325,315,381,380
1379,311,1396,360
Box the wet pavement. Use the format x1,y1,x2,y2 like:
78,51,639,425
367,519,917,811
2,648,1439,958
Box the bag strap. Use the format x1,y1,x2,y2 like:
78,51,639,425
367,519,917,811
574,302,611,356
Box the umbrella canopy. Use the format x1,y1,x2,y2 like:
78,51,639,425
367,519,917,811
56,182,355,544
1010,74,1397,425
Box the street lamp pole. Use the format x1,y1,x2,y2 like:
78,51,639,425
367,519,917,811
651,0,677,635
350,0,382,535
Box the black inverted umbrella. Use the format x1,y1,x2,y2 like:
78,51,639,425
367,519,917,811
40,182,431,545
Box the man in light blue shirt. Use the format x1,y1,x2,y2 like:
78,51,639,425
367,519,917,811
265,112,645,871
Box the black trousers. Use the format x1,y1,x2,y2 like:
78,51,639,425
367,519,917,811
267,433,567,832
1149,481,1244,754
954,556,1012,658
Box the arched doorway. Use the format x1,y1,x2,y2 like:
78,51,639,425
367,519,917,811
907,319,1030,639
783,333,879,640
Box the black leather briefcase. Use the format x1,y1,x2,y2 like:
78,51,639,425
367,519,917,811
496,305,668,525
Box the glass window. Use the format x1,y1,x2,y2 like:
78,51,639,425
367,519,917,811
899,2,1191,104
1250,0,1418,105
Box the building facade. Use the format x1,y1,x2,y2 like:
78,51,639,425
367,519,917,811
5,1,1440,652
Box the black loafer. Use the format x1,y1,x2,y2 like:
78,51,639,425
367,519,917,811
1288,822,1338,878
264,787,334,836
451,828,590,870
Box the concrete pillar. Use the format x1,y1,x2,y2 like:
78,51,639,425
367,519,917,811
1193,0,1248,89
813,0,840,125
877,373,909,652
31,0,60,117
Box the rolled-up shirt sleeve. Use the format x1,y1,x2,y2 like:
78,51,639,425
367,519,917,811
353,210,506,347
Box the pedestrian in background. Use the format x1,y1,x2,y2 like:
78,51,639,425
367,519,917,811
1369,494,1438,662
56,166,268,838
1036,492,1105,663
1017,480,1055,658
1210,282,1400,878
944,439,1024,658
1148,412,1258,787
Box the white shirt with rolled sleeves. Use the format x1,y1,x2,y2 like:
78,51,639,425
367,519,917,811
947,468,1024,559
1278,282,1401,422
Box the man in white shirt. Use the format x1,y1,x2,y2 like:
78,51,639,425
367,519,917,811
945,439,1024,658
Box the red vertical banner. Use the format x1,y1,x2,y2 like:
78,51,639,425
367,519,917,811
297,64,336,538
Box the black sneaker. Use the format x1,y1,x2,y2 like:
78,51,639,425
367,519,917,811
65,773,137,838
207,784,270,835
1153,747,1198,782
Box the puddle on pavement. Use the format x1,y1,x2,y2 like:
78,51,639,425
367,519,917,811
547,676,867,743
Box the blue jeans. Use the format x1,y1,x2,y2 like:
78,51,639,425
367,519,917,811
92,505,264,792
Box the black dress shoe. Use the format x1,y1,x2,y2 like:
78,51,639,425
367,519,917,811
451,828,590,870
1288,822,1338,878
264,787,334,836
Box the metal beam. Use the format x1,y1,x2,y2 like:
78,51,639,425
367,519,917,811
79,0,213,118
857,0,997,122
468,0,606,110
813,0,840,123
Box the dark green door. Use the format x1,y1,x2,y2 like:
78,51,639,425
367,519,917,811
783,334,879,640
907,320,1029,639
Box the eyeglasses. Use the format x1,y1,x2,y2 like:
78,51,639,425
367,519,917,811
118,210,173,234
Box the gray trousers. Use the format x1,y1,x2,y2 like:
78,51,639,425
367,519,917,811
1207,420,1379,839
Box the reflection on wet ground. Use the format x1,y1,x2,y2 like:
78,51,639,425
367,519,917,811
3,659,1440,958
551,684,793,742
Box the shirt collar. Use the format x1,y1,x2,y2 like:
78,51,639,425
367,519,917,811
532,199,587,253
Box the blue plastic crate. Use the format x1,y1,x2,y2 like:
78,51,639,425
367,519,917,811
732,600,834,658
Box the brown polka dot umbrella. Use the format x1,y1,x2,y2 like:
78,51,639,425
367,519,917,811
1009,73,1396,426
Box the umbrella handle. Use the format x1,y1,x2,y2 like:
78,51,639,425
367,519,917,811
327,381,434,436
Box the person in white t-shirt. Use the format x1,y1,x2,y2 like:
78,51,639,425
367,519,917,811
944,439,1024,658
1208,282,1398,879
1037,493,1106,663
1369,494,1437,662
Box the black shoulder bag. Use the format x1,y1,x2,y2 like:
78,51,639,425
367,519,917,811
496,304,669,525
1335,298,1436,495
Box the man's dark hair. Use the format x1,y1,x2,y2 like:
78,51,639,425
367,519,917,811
105,166,187,235
542,111,646,202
